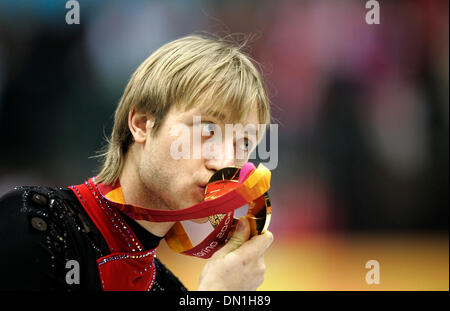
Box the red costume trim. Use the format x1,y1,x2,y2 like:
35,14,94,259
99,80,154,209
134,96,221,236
69,180,157,291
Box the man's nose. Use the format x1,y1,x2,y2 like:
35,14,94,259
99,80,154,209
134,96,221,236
204,139,236,172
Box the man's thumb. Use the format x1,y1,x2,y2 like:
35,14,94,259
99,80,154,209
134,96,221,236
214,217,250,257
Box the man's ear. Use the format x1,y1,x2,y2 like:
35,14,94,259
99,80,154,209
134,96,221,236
128,106,155,144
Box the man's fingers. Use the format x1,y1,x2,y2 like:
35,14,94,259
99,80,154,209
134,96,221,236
232,230,273,258
213,217,250,258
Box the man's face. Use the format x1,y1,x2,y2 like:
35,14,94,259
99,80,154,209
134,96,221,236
137,104,260,214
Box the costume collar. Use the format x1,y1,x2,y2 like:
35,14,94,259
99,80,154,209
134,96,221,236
69,180,158,290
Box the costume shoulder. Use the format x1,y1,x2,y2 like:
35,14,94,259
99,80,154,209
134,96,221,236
0,185,107,290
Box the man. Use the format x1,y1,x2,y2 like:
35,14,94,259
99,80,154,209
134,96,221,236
0,35,273,291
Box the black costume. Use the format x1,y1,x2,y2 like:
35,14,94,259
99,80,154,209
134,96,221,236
0,185,187,291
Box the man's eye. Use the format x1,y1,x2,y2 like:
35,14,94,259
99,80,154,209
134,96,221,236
237,138,252,151
201,123,216,136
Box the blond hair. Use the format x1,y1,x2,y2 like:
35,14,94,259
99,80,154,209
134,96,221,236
96,34,271,184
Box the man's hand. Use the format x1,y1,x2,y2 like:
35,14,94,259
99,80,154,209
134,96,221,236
197,216,274,291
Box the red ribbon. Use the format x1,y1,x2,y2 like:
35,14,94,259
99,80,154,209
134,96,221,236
96,179,248,222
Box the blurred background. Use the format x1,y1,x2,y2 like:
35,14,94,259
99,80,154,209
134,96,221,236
0,0,448,290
